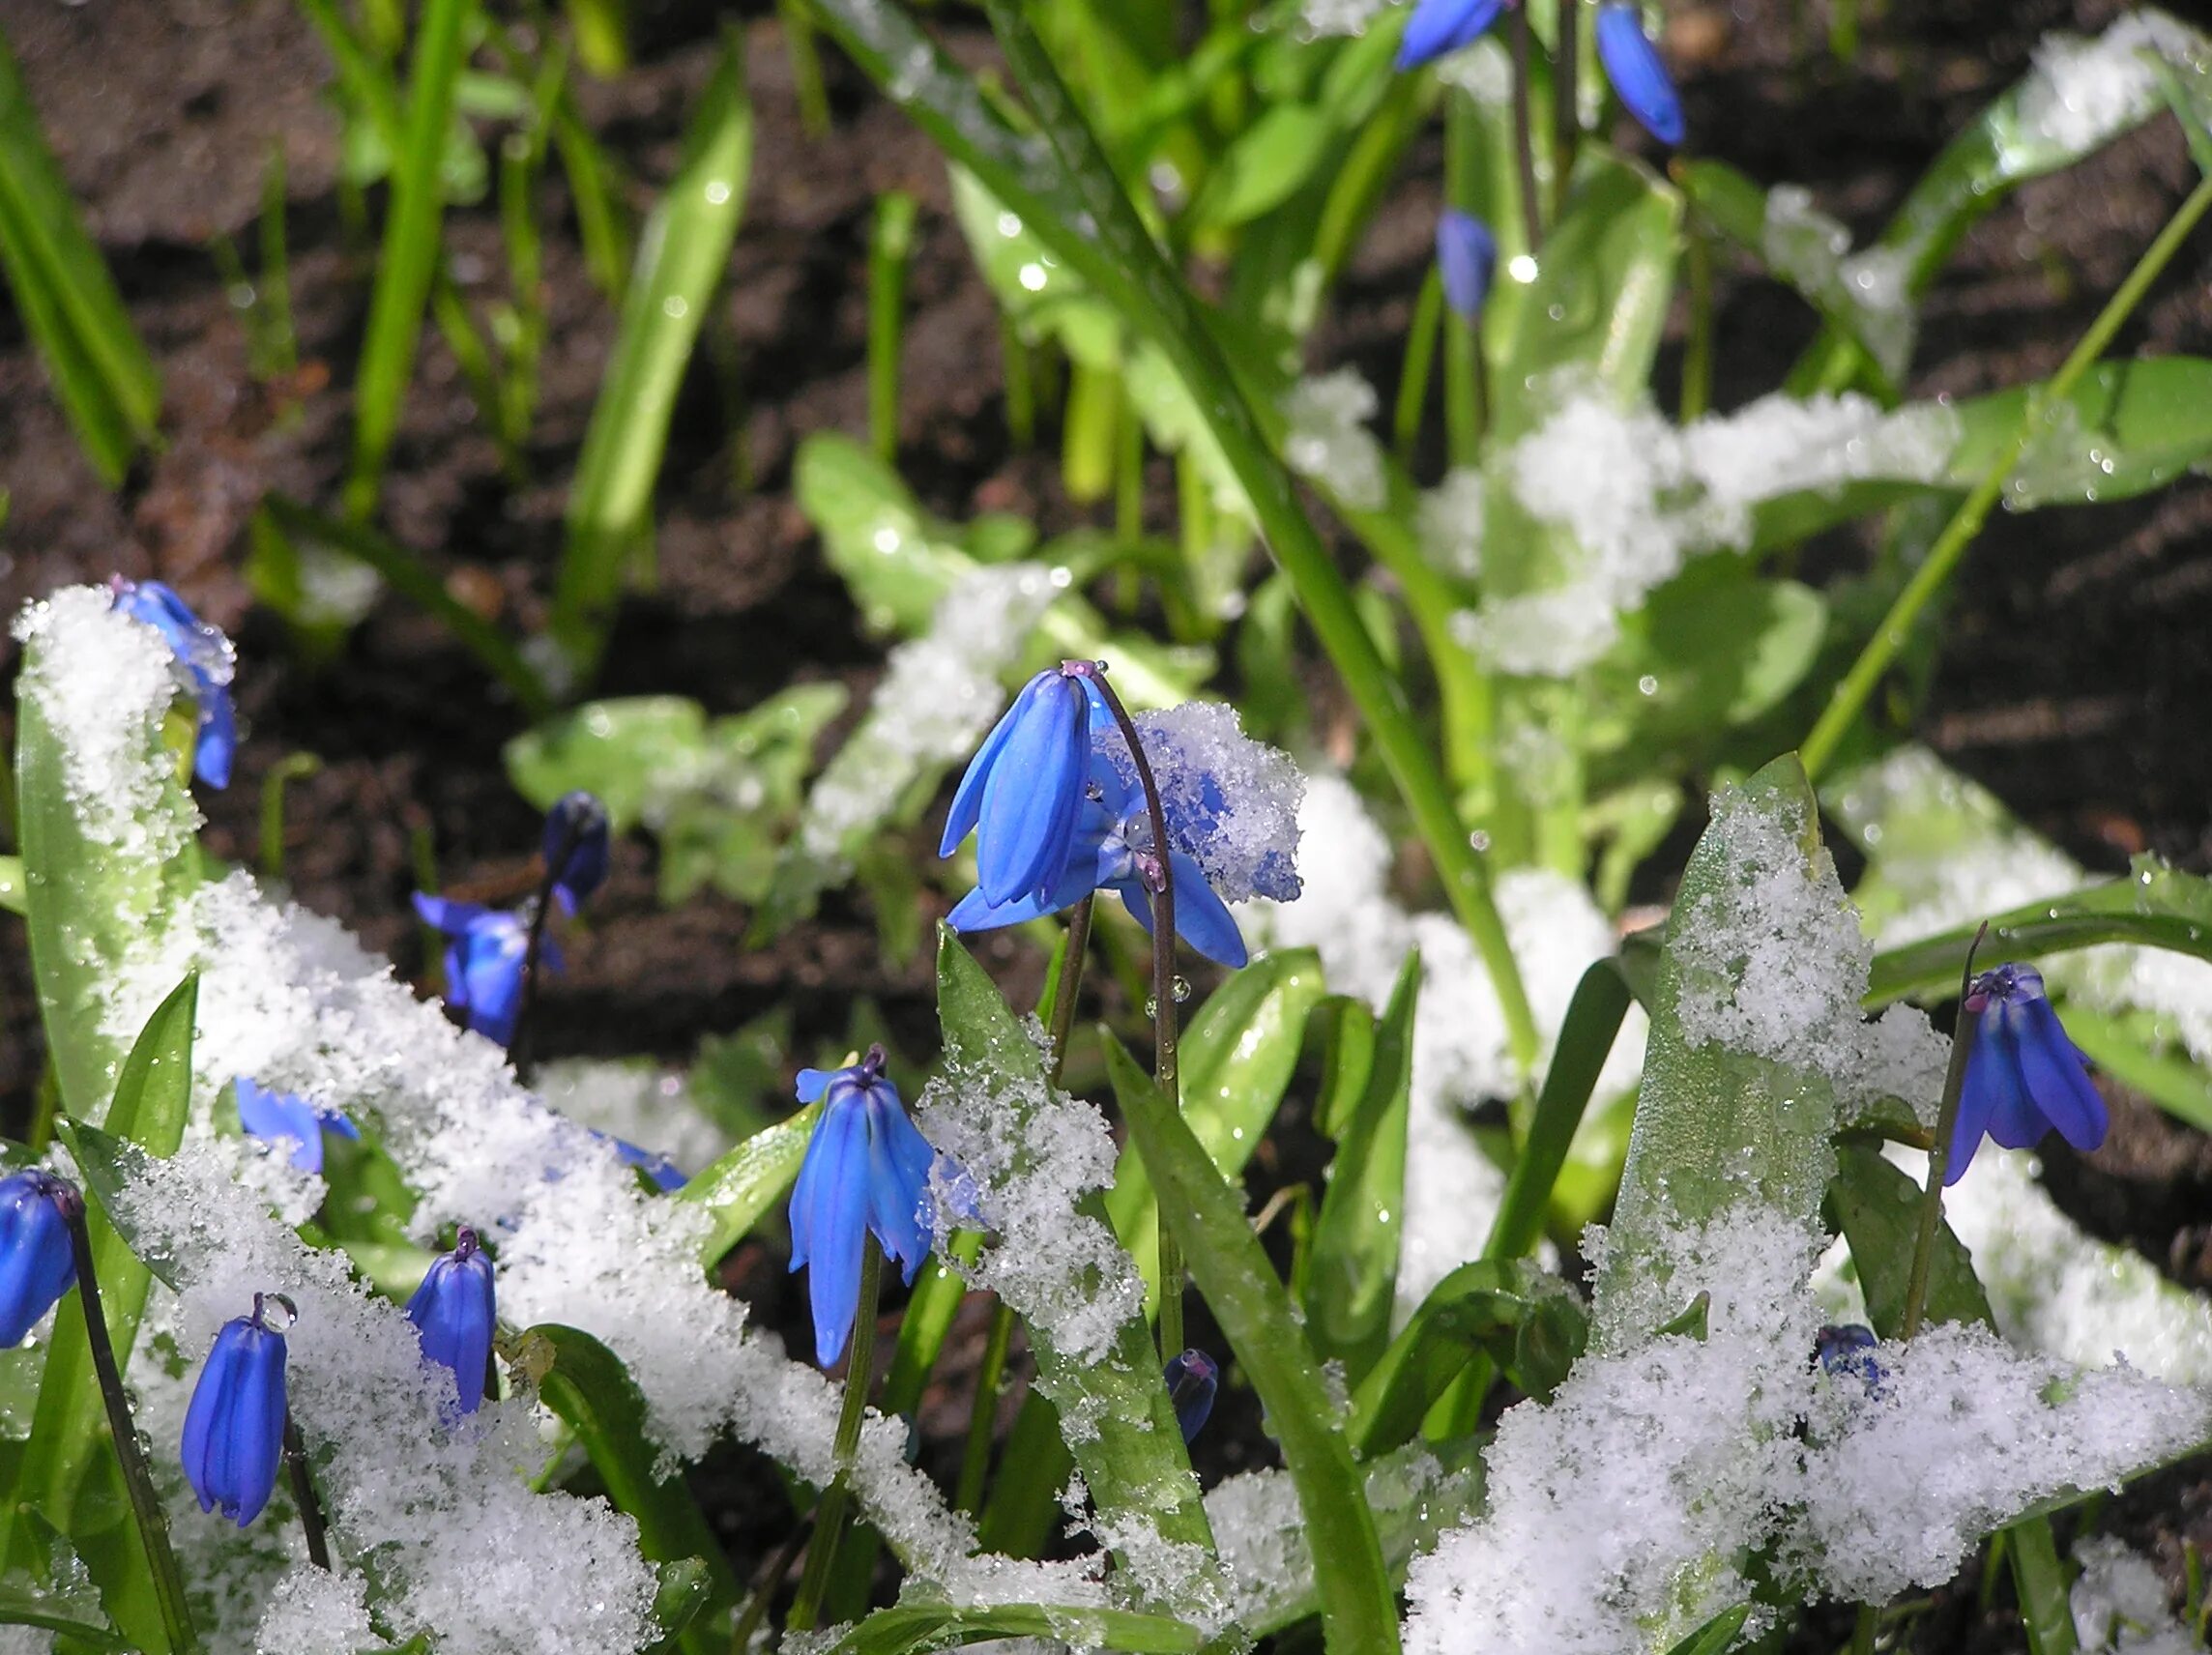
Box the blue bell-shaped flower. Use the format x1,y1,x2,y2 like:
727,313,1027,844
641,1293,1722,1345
0,1170,79,1348
1437,208,1499,322
234,1078,361,1175
407,1227,497,1415
110,579,238,789
941,667,1099,907
413,895,559,1049
788,1047,942,1365
543,791,611,913
1163,1349,1218,1444
181,1293,292,1527
1946,963,2107,1185
1395,0,1506,71
1594,3,1685,146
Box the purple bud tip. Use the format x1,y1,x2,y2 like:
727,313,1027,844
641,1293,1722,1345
859,1044,889,1083
454,1227,480,1262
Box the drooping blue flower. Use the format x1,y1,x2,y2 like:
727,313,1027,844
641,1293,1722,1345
1437,209,1499,322
0,1171,79,1348
413,895,559,1049
181,1294,291,1527
110,579,239,789
1163,1349,1218,1444
1395,0,1506,71
407,1227,497,1415
1946,962,2107,1186
234,1078,361,1175
543,791,611,913
940,667,1099,907
789,1047,941,1366
946,754,1249,969
1594,3,1685,146
1813,1323,1883,1394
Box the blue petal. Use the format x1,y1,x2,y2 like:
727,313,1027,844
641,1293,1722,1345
1112,854,1249,971
1945,1015,2017,1185
946,819,1115,934
408,1250,497,1414
2013,997,2109,1153
181,1323,244,1514
940,672,1042,857
236,1079,327,1173
1595,3,1684,145
790,1093,873,1365
795,1068,832,1105
0,1178,75,1348
224,1327,288,1526
864,1086,938,1283
975,676,1089,906
194,688,236,790
1437,208,1499,321
322,1110,363,1144
412,893,492,935
1395,0,1504,70
608,1136,687,1192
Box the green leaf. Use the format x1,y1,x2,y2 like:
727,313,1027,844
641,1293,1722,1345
1823,1141,1993,1338
820,1600,1201,1655
519,1325,740,1649
1188,102,1336,230
2058,1004,2212,1135
673,1103,818,1271
342,0,470,518
1663,1601,1753,1655
507,698,713,834
1949,356,2212,508
0,32,161,484
0,1506,132,1651
552,31,752,674
2008,1514,2080,1655
1591,573,1828,757
935,935,1220,1608
1102,950,1325,1314
1865,893,2212,1007
0,855,23,916
1302,952,1416,1387
1105,1040,1396,1655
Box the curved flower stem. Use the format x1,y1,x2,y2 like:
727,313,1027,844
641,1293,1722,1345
1508,3,1544,250
1901,922,1988,1341
787,1234,885,1632
60,1195,201,1655
283,1414,333,1570
1801,170,2212,782
1067,664,1186,1361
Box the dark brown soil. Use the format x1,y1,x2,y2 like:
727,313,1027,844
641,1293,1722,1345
2,0,2209,1642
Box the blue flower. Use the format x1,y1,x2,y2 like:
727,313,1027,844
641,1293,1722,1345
1437,209,1499,322
1163,1349,1218,1444
946,754,1249,969
181,1294,291,1527
110,579,238,789
597,1132,687,1192
543,791,611,913
1395,0,1506,71
234,1078,361,1175
940,667,1099,907
1813,1323,1883,1394
1946,963,2107,1186
789,1048,941,1366
0,1171,78,1348
407,1228,496,1415
413,895,557,1049
1595,3,1684,146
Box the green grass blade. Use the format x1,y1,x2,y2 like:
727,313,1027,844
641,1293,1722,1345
672,1102,818,1271
522,1324,742,1649
2008,1515,2080,1655
0,29,161,483
551,32,752,676
343,0,471,519
1105,1040,1398,1655
822,1602,1201,1655
807,0,1539,1072
256,496,552,717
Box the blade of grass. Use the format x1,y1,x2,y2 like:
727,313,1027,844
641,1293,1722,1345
550,30,752,677
342,0,471,520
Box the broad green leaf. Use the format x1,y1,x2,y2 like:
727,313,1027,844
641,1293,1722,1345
674,1103,819,1271
0,855,22,916
1823,1141,1993,1338
506,698,713,833
936,934,1221,1607
975,1386,1070,1559
1302,952,1416,1387
1864,884,2212,1007
821,1600,1201,1655
1106,1041,1396,1655
1589,573,1828,759
2059,1005,2212,1135
1189,102,1335,230
517,1324,740,1648
0,1507,132,1651
552,32,752,674
1663,1602,1753,1655
1103,948,1327,1312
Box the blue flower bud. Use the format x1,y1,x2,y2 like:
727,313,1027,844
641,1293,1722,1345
234,1078,361,1175
1163,1349,1218,1444
407,1228,497,1415
1395,0,1506,71
110,579,238,789
1947,963,2108,1186
941,667,1099,907
789,1048,944,1366
181,1293,291,1527
0,1171,79,1348
412,895,558,1050
1813,1323,1883,1393
1436,208,1499,321
1594,3,1684,146
543,791,611,912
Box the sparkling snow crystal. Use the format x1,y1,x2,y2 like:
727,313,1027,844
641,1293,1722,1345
1099,700,1305,903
